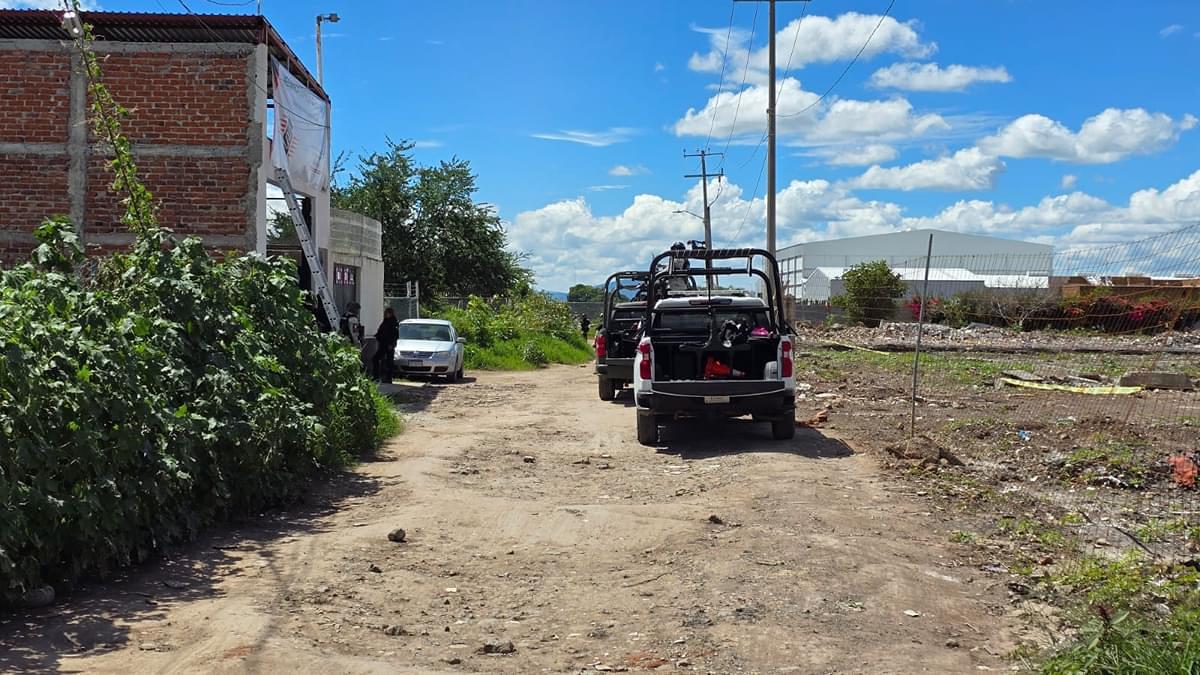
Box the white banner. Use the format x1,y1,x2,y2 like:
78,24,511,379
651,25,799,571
270,57,331,195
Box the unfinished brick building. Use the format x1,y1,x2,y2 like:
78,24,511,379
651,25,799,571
0,10,331,265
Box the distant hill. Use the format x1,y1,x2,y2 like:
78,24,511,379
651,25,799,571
543,290,569,301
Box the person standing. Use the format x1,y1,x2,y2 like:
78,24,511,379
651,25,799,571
373,307,400,383
579,313,591,340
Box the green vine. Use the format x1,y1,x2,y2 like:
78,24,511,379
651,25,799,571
66,0,157,232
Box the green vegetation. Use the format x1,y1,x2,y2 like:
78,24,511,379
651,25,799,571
811,348,1032,386
437,294,592,370
1062,437,1152,488
372,388,403,447
829,260,906,326
567,283,606,303
0,20,399,601
950,530,978,544
1040,553,1200,673
331,140,531,299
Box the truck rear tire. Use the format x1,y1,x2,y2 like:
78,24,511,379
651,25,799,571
636,413,658,446
598,377,616,401
771,417,796,440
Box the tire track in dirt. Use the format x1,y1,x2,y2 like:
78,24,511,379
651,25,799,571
3,365,1020,674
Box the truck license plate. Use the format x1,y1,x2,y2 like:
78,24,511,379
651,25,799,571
704,395,730,404
401,360,422,367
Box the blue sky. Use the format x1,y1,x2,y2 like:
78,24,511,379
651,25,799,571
23,0,1200,290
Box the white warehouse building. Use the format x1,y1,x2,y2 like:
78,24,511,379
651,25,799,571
777,229,1054,301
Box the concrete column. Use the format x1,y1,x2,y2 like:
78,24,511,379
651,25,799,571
67,49,89,238
248,43,269,255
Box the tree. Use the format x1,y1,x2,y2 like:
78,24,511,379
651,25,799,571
332,140,530,299
830,260,906,326
567,284,606,303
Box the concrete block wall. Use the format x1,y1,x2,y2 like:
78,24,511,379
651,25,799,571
329,208,385,334
0,39,265,263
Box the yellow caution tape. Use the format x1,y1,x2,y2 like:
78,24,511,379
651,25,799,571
998,378,1142,395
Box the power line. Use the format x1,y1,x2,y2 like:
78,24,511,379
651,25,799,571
726,0,809,175
717,0,759,166
703,3,738,151
732,155,766,244
778,0,896,119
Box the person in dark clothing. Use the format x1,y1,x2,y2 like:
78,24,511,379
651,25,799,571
373,307,400,382
579,313,591,339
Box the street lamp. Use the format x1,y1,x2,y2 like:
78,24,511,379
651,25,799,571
315,13,340,86
672,209,703,221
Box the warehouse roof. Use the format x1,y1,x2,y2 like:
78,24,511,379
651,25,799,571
806,267,1049,289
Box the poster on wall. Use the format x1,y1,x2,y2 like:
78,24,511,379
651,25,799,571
270,57,331,196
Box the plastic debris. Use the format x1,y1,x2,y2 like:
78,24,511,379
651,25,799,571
1168,455,1198,488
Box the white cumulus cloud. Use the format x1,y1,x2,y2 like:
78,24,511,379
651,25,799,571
609,164,649,177
869,62,1012,92
853,148,1005,191
820,144,899,167
674,78,948,146
1061,174,1078,190
511,165,1200,290
978,108,1196,164
689,12,935,85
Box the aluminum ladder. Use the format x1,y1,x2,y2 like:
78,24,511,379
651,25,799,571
274,166,340,328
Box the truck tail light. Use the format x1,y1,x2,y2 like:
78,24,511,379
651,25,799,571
594,333,606,359
781,338,793,379
638,339,652,379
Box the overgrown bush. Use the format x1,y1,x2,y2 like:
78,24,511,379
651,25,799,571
0,220,395,599
830,261,906,327
436,293,590,369
936,288,1198,332
0,15,400,601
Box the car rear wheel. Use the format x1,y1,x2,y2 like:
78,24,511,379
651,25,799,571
771,417,796,440
598,376,616,401
636,412,658,446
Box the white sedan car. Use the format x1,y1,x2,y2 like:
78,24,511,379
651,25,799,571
392,319,466,382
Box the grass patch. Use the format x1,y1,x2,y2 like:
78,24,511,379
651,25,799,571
950,530,978,544
372,386,403,447
437,294,593,371
1037,552,1200,673
1062,436,1152,488
810,348,1033,385
465,334,592,371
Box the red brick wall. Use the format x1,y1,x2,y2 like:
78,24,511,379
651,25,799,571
0,154,71,231
0,51,70,144
92,52,250,146
86,155,251,237
0,45,256,264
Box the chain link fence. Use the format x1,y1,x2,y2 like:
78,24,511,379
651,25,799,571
793,224,1200,561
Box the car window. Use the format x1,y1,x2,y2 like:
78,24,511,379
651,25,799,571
398,324,452,341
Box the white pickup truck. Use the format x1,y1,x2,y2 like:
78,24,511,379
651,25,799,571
631,248,796,446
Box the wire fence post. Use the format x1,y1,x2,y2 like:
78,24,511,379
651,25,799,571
909,233,934,438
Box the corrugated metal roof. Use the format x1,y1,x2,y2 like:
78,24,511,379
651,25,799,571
0,9,327,101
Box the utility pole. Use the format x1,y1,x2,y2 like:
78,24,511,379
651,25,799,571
734,0,809,256
766,0,776,258
683,149,724,289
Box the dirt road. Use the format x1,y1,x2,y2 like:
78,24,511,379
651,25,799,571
1,366,1020,674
